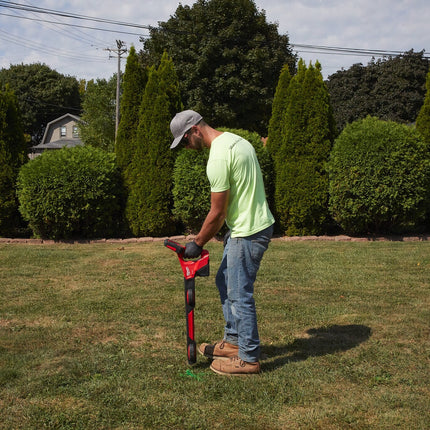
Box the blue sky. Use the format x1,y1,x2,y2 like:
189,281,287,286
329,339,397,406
0,0,428,81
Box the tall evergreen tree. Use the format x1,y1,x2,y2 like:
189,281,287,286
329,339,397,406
0,85,27,236
267,64,292,157
275,60,336,235
115,46,148,171
416,69,430,227
126,53,182,236
416,69,430,145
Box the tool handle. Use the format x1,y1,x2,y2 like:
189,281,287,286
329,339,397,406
164,239,184,255
164,239,210,279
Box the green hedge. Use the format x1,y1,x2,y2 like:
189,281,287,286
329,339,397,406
328,116,430,235
172,148,211,232
17,146,124,239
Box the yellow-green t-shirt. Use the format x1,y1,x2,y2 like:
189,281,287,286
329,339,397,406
206,132,274,237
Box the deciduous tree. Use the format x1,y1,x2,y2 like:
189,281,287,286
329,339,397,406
327,50,429,131
140,0,296,135
0,63,81,144
79,76,117,152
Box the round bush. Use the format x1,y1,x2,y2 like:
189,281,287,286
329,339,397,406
328,116,430,235
17,146,124,239
172,148,211,233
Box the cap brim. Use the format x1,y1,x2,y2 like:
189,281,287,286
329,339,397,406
170,135,183,149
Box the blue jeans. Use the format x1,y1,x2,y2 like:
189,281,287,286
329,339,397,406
215,224,273,362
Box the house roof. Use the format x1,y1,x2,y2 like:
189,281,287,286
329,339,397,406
40,113,82,146
31,139,84,150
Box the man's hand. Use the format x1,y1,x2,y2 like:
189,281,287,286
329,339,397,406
184,240,203,259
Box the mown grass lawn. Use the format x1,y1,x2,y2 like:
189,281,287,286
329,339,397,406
0,239,429,429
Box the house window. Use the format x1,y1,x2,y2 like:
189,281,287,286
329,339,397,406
60,126,67,137
73,125,79,137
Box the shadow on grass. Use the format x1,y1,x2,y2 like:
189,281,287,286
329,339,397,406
262,324,371,372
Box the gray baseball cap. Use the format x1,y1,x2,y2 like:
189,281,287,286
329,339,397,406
170,110,203,149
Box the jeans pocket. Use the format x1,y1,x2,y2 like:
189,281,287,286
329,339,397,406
250,238,269,265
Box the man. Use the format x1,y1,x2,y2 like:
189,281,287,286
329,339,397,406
170,110,274,376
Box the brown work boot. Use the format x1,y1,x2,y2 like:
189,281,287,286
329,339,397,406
210,356,261,376
198,340,239,361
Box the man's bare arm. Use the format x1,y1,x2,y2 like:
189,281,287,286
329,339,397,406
194,190,229,247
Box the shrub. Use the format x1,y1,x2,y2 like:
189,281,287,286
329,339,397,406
172,148,211,232
328,116,430,235
17,146,124,239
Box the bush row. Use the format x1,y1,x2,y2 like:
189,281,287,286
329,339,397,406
12,118,430,240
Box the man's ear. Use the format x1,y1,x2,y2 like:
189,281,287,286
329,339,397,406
192,125,201,137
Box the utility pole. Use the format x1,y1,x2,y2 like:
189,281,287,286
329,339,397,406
105,40,128,140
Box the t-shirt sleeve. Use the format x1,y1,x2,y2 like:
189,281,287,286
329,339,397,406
206,158,230,192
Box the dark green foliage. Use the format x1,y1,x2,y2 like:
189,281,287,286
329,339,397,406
126,53,181,237
172,127,273,232
0,86,27,236
416,70,430,144
275,60,336,236
0,63,81,144
17,146,124,239
115,46,148,171
79,76,116,152
267,64,292,157
327,50,429,131
172,148,211,232
140,0,296,135
328,117,430,235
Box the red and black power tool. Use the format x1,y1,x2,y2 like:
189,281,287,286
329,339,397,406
164,239,210,364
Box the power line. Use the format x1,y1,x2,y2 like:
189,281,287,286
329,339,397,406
19,0,110,47
0,1,154,31
0,28,106,63
0,12,148,37
11,0,103,47
292,43,429,59
1,0,427,74
1,0,426,59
